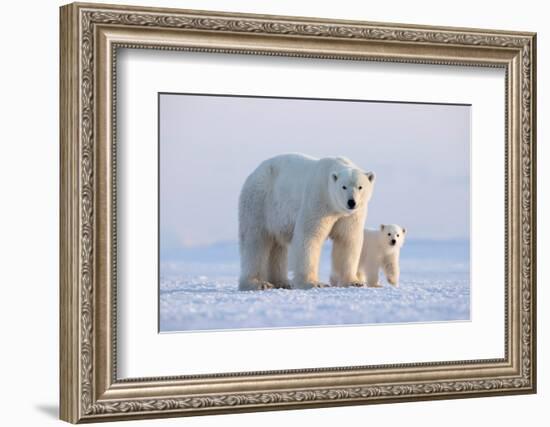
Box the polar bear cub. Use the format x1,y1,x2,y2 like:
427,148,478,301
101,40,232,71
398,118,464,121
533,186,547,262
238,153,376,291
330,224,406,287
359,224,406,287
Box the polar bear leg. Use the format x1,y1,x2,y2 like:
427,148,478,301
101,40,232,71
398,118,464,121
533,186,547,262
366,265,382,288
356,269,366,284
331,238,363,286
291,218,332,289
364,254,382,287
291,236,326,289
267,241,291,289
329,215,365,286
238,232,274,291
329,246,342,287
383,254,400,287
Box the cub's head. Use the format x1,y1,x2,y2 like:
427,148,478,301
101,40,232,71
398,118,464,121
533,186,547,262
329,168,375,214
380,224,407,249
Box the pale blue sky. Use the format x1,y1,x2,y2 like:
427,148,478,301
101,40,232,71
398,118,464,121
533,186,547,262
160,94,470,250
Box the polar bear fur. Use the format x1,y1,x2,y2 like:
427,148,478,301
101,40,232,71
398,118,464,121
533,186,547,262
238,153,375,290
347,224,406,287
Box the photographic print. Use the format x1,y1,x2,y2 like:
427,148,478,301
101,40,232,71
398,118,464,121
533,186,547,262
159,93,471,332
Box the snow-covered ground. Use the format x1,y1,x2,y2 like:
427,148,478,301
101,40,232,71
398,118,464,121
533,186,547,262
160,240,470,332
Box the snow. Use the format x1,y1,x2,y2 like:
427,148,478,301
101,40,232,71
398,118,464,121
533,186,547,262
159,240,470,332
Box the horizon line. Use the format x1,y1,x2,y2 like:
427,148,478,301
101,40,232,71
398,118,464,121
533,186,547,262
162,237,470,251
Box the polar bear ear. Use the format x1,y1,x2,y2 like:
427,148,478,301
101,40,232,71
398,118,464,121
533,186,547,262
365,171,375,183
402,227,407,234
380,224,385,231
331,173,338,182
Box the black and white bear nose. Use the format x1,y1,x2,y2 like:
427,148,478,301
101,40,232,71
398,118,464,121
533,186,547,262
347,199,356,209
390,239,397,246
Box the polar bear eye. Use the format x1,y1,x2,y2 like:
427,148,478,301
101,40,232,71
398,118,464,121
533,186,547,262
397,234,400,237
358,186,363,190
388,233,391,236
342,186,347,190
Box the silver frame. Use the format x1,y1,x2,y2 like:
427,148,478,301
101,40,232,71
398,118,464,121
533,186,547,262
60,2,536,423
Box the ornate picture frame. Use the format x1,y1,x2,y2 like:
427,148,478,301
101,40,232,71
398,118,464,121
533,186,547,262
60,2,536,423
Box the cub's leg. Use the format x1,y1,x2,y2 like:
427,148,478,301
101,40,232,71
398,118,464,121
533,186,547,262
383,254,400,287
365,257,383,288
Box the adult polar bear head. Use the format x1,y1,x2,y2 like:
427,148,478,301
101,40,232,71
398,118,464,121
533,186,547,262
328,165,376,215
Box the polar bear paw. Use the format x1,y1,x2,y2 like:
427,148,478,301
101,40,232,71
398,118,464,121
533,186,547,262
271,280,292,290
292,280,328,290
239,278,274,291
386,276,399,287
342,281,367,288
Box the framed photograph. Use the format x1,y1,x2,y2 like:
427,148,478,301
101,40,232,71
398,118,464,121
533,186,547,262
60,2,537,423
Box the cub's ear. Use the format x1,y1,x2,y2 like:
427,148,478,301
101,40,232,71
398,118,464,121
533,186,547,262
380,224,385,231
402,227,407,234
365,171,375,183
331,173,338,182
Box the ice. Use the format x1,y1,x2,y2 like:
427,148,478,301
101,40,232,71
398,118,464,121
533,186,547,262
159,240,470,332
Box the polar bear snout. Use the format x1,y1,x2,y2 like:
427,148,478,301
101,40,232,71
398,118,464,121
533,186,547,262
390,239,397,246
347,199,356,209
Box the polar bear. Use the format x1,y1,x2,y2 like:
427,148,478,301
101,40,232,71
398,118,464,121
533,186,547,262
344,224,407,288
238,153,375,290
